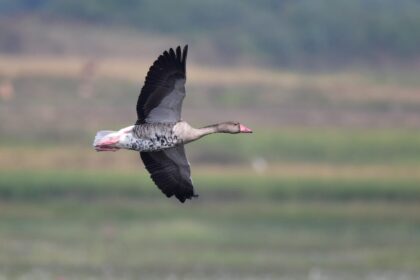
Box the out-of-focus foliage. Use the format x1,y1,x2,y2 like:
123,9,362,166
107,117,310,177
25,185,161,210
1,0,420,67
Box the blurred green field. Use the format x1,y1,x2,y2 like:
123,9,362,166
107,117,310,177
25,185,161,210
1,60,420,279
0,199,419,279
0,163,419,279
1,2,420,278
1,168,420,201
2,128,420,166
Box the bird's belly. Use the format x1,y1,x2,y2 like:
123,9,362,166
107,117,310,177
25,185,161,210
129,136,179,152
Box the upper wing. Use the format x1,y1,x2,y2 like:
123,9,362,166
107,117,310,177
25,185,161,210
140,145,197,203
136,45,188,124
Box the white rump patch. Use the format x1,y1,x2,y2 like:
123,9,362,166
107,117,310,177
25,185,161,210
93,130,115,146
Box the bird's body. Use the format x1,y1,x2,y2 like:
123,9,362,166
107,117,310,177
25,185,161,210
95,123,179,152
93,45,252,202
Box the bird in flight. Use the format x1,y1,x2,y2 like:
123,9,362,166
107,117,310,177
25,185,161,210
93,45,252,202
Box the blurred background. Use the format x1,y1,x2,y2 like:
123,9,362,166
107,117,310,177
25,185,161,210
1,0,420,279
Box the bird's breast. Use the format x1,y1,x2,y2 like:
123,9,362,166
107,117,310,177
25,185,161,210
172,121,199,144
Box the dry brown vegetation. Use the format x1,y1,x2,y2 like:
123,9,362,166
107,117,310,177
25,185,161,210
2,54,420,129
1,10,420,280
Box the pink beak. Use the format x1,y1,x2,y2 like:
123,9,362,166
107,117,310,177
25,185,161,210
239,124,253,133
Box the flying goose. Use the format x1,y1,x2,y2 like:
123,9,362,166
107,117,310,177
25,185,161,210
93,45,252,202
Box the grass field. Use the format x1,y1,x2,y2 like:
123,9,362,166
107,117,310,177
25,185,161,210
1,57,420,279
0,167,420,201
0,163,419,279
0,199,419,279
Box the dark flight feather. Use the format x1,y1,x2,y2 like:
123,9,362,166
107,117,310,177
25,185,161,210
140,145,197,203
136,45,188,124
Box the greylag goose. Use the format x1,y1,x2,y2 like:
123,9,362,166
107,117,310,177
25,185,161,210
93,45,252,202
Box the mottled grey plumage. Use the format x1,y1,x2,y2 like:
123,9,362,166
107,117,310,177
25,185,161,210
121,123,180,152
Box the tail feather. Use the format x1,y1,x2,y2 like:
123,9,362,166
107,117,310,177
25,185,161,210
93,130,116,147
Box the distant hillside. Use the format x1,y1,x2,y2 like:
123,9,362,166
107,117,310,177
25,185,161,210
1,0,420,68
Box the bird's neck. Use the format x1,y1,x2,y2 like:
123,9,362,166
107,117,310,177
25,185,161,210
195,124,219,138
175,122,220,144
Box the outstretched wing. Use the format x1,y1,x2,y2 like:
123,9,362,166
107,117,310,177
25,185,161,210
140,145,197,203
136,45,188,124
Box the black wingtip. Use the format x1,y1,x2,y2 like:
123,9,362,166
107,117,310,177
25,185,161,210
177,195,187,203
169,48,176,59
182,45,188,71
175,190,198,203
